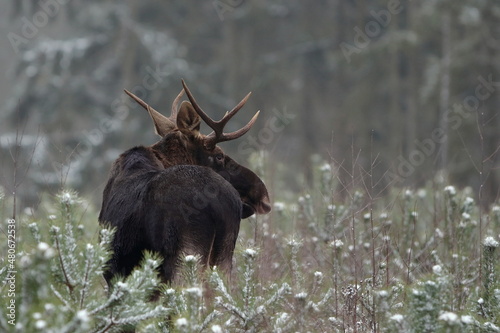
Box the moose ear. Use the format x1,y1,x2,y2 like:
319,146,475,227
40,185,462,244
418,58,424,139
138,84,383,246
177,101,201,136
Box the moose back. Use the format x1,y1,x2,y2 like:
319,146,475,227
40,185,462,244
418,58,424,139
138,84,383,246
98,80,271,284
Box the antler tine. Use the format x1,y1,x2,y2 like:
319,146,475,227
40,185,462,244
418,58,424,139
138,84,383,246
218,91,252,129
215,110,260,143
124,89,165,119
124,89,177,136
125,89,182,123
171,88,185,119
181,79,258,148
124,89,154,112
181,79,218,130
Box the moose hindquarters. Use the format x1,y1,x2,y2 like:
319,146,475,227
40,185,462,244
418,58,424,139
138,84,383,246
146,165,243,282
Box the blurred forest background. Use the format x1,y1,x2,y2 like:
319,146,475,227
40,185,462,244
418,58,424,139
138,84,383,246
0,0,499,209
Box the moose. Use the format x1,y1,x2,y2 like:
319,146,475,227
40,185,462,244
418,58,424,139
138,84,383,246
98,80,271,285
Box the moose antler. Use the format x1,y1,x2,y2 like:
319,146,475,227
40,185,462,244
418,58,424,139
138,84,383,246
124,89,185,136
171,88,185,118
181,79,260,149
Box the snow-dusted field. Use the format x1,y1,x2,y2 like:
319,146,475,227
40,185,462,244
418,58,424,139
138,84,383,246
1,161,500,332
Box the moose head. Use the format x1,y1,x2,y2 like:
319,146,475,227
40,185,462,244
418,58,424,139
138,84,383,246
99,80,271,285
124,80,271,218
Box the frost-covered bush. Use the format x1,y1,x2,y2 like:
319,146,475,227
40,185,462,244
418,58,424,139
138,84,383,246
1,158,500,332
0,190,169,333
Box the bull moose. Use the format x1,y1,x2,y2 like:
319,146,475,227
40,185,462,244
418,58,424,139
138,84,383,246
98,80,271,285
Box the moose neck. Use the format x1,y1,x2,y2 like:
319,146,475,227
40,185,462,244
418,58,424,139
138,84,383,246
150,132,196,168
